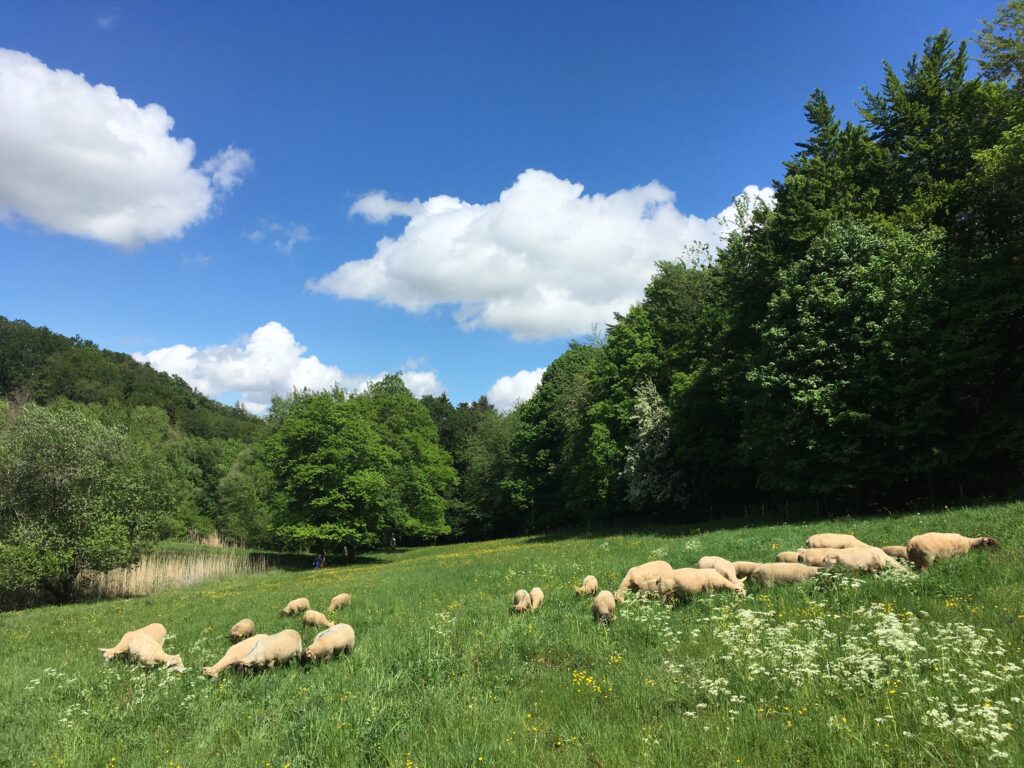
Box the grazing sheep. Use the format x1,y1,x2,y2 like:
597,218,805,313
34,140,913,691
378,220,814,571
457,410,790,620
696,556,740,583
302,609,334,629
823,546,905,573
618,560,673,595
906,533,999,570
124,635,185,672
100,623,167,661
302,623,356,662
774,551,801,563
797,548,845,567
203,634,269,679
805,533,868,549
748,563,820,587
229,619,255,642
732,561,763,578
236,629,303,672
657,568,745,601
574,575,599,596
279,597,312,617
328,593,352,612
882,545,908,560
592,590,617,624
529,587,544,611
512,589,532,614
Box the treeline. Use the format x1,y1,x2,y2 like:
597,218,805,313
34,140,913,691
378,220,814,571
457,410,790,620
496,17,1024,529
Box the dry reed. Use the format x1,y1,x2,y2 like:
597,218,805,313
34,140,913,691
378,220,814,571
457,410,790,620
76,550,269,599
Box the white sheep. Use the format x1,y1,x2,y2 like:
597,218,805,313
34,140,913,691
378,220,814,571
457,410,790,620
695,556,740,583
100,623,167,661
657,567,745,601
302,609,334,628
574,575,599,596
235,629,303,672
905,532,999,570
328,593,352,612
203,634,269,679
592,590,617,624
529,587,544,611
279,597,312,617
618,560,673,595
882,545,908,560
748,563,820,587
797,548,845,567
805,533,868,549
100,624,183,671
774,551,801,563
229,618,255,642
823,546,904,573
302,623,356,662
512,589,532,613
732,561,763,578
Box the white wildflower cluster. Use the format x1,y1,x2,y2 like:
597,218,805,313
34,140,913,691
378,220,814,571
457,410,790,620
682,539,702,552
649,547,669,560
666,601,1022,759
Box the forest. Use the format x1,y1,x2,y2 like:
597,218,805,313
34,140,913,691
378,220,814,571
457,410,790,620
1,7,1022,606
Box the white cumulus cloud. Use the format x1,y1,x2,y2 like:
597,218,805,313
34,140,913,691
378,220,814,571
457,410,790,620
134,321,442,413
311,170,772,340
0,48,251,249
486,367,546,411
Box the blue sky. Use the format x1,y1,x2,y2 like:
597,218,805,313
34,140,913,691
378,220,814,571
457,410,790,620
0,1,998,411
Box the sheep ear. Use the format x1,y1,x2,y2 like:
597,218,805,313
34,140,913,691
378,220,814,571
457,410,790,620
738,577,747,583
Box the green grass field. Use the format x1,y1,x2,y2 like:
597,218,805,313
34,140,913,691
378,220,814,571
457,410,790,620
2,501,1022,767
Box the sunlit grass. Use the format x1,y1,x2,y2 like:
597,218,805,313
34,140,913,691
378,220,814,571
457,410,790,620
1,500,1021,767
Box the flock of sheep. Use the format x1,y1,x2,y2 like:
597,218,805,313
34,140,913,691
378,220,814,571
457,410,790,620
572,530,999,624
99,592,356,678
98,530,997,675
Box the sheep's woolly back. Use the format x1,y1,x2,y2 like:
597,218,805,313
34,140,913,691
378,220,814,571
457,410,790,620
592,591,616,623
749,563,819,587
575,575,599,595
805,533,869,550
906,532,998,569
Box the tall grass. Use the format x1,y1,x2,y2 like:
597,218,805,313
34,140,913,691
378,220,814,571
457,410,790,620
75,550,270,599
1,500,1021,767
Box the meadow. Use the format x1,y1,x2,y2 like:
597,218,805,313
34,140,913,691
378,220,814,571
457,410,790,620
1,501,1022,768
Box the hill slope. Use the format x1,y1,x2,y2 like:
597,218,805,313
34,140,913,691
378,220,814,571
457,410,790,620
1,501,1021,766
0,316,261,440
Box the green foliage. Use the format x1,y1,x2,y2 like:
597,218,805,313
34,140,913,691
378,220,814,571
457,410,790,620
0,403,165,605
0,501,1020,766
263,378,455,551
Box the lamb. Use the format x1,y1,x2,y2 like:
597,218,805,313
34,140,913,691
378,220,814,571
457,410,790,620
302,623,356,662
100,623,183,671
100,623,167,661
823,546,905,573
695,556,740,583
657,567,745,601
236,629,303,672
797,548,845,567
905,532,999,570
123,635,185,672
732,561,763,578
774,551,801,563
748,563,820,587
229,618,255,642
592,590,617,624
529,587,544,611
574,575,599,596
203,634,269,679
618,560,673,595
204,630,304,679
882,545,908,560
512,589,532,613
302,609,334,629
328,593,352,612
805,533,869,549
279,597,311,617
